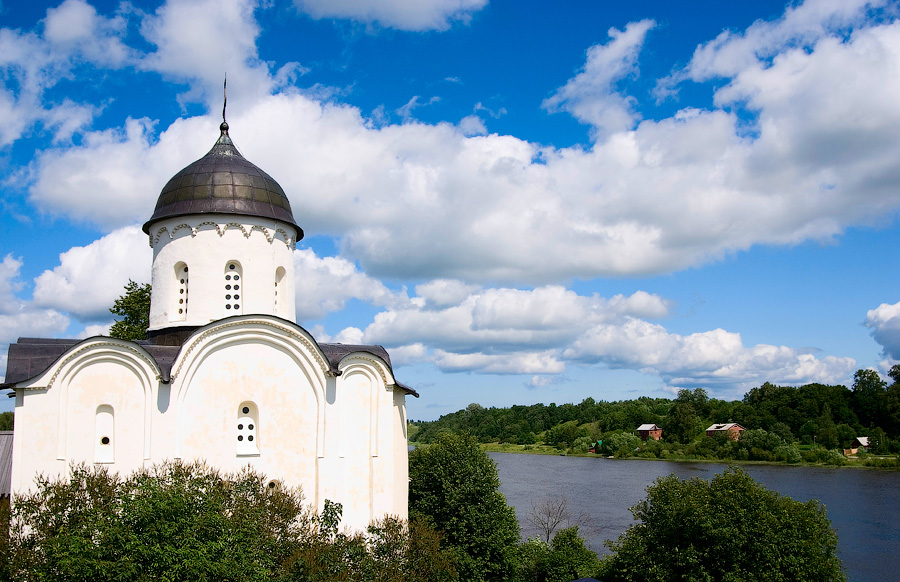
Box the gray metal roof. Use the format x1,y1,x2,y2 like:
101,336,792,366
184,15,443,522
636,423,660,431
2,329,417,397
706,423,744,431
142,122,302,236
0,431,12,497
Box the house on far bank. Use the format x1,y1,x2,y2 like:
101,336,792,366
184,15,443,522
636,424,662,441
845,436,870,456
706,423,745,440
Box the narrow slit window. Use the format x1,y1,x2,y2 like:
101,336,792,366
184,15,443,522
274,267,286,315
237,401,259,456
174,262,189,321
95,405,115,464
225,262,243,315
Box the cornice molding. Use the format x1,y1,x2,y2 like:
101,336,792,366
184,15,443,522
150,219,296,249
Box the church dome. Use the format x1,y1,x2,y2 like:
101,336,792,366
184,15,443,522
142,122,302,237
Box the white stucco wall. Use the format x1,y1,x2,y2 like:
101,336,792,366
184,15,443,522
10,318,409,532
147,215,298,329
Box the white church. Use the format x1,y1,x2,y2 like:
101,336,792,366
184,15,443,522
1,120,416,530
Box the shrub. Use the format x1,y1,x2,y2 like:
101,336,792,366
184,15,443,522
598,468,845,581
409,432,519,582
773,444,802,464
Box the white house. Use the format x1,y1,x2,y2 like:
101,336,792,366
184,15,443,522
1,121,416,531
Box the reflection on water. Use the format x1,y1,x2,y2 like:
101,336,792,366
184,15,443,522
490,453,900,582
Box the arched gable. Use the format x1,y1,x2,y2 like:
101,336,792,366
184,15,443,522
28,339,160,463
337,353,396,459
169,316,331,459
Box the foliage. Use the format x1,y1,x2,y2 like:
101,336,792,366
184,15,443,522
0,411,12,431
570,435,594,453
773,443,803,463
4,461,457,582
109,279,152,341
409,432,519,582
603,432,641,458
598,467,845,582
410,367,900,465
6,461,307,581
545,420,588,450
516,527,599,582
284,512,458,582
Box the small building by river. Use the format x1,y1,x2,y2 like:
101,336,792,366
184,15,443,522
636,423,662,441
706,423,745,440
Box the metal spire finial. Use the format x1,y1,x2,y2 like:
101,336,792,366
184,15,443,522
220,76,229,134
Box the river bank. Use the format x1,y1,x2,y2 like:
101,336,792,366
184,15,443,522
490,452,900,582
465,441,900,469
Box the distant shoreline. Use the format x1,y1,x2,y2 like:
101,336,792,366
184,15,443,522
464,442,897,470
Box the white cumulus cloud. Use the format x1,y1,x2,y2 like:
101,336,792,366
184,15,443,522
293,248,408,321
543,19,655,138
32,226,151,321
292,0,488,32
26,6,900,284
865,301,900,360
139,0,300,109
316,280,855,392
0,254,70,382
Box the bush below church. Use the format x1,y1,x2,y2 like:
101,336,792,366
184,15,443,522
0,462,457,582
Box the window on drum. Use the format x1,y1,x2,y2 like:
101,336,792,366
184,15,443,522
224,262,243,315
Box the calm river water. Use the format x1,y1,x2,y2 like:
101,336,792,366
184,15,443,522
490,453,900,582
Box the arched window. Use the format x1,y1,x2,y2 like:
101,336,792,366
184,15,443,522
95,405,115,463
224,262,243,315
174,262,189,321
237,401,259,456
274,266,286,315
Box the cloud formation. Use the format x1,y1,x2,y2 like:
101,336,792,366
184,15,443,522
293,248,407,321
32,226,151,321
543,19,656,138
338,283,853,391
1,0,894,397
21,0,900,287
865,301,900,361
292,0,488,31
0,254,70,381
0,0,132,146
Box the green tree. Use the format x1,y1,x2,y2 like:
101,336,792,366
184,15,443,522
816,404,840,450
603,432,641,458
869,426,890,455
852,368,888,428
4,461,458,582
409,432,520,582
6,461,308,581
109,280,151,341
516,527,599,582
285,508,458,582
0,411,12,431
598,467,845,582
663,401,700,444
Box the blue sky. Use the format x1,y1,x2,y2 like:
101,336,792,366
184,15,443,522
1,0,899,421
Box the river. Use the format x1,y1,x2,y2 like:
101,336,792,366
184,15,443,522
490,453,900,582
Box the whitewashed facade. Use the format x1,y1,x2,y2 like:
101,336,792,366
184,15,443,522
3,122,413,530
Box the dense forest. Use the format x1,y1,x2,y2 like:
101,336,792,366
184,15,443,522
410,367,900,466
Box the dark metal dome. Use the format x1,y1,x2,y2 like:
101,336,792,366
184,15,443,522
142,122,302,238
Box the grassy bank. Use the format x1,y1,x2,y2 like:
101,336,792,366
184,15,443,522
474,441,900,469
